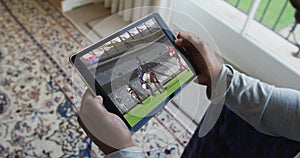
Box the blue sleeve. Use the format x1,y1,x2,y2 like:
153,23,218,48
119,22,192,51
224,65,300,142
261,87,300,141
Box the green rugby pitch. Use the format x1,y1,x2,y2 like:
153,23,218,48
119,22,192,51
124,69,194,127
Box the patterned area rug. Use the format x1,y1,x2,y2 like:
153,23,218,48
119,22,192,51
0,0,192,157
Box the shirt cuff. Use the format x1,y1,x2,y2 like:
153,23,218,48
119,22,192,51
104,146,144,158
210,64,234,104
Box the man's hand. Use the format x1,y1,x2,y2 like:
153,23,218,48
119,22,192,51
78,90,135,155
174,32,223,97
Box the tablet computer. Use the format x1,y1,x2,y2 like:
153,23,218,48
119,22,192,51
70,12,197,132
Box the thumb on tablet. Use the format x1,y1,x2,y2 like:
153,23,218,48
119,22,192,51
96,96,104,106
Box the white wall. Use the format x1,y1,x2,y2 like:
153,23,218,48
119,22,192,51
171,0,300,91
62,0,102,12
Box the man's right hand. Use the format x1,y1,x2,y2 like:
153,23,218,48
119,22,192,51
174,32,223,97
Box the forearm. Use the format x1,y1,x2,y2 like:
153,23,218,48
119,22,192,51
261,87,300,141
224,66,274,131
224,66,300,141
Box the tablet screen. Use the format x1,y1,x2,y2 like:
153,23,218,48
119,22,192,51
73,13,196,131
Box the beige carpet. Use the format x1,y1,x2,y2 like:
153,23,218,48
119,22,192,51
0,0,192,157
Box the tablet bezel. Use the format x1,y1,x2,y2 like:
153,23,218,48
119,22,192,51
70,12,197,132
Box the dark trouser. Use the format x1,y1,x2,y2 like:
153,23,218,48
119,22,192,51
181,106,300,158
